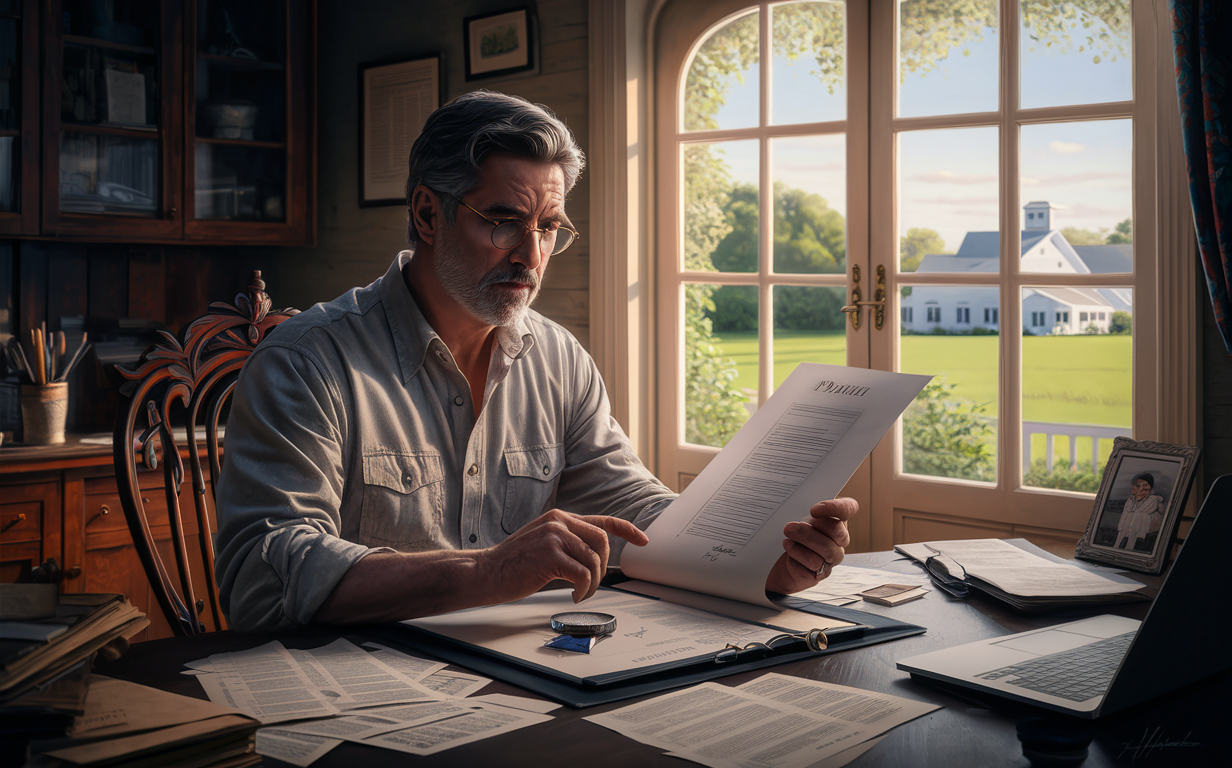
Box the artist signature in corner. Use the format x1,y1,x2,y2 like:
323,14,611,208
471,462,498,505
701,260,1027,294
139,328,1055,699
1118,727,1200,763
702,546,737,562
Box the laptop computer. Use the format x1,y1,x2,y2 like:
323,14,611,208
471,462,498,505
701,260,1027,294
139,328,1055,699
896,474,1231,718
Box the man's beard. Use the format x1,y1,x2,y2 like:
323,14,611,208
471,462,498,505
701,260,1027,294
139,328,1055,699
432,225,540,327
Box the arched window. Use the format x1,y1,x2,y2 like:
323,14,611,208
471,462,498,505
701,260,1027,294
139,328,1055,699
613,0,1196,550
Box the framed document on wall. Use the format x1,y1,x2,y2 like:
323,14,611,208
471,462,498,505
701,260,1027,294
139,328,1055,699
358,54,441,207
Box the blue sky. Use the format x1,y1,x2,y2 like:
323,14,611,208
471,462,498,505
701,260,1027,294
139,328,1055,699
691,1,1133,258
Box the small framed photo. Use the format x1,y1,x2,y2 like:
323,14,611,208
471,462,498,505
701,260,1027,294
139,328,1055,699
464,7,536,81
1075,437,1201,574
358,54,441,207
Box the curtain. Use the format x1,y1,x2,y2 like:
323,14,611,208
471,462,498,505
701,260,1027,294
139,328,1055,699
1172,0,1232,355
1171,0,1232,354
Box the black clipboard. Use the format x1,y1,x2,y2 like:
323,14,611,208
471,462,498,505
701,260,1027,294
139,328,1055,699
367,589,925,708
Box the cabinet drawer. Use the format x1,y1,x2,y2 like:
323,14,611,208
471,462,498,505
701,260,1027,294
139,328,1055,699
1,502,43,544
84,490,171,534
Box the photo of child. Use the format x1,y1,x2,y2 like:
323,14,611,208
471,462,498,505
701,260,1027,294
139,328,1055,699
1093,454,1181,556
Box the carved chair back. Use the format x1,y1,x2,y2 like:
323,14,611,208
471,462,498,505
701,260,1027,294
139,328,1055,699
112,271,298,635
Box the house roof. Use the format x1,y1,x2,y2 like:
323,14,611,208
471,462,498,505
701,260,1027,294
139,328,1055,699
918,230,1130,275
1072,244,1133,273
1029,286,1115,308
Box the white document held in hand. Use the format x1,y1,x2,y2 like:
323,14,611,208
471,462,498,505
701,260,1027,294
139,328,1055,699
622,363,930,607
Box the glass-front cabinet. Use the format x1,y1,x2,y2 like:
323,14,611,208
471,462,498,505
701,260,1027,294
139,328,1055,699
0,0,39,235
32,0,313,243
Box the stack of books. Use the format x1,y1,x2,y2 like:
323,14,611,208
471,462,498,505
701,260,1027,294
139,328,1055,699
1,585,148,764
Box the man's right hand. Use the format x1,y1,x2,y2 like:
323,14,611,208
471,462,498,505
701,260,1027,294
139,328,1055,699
479,509,649,605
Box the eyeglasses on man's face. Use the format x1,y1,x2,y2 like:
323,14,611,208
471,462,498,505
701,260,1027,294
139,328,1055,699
438,190,579,256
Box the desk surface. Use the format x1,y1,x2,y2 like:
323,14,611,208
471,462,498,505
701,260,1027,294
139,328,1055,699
94,551,1228,768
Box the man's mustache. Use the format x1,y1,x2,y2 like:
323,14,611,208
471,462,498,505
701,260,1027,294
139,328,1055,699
480,267,539,290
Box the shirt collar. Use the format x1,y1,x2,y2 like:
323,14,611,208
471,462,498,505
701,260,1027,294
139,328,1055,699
379,251,536,383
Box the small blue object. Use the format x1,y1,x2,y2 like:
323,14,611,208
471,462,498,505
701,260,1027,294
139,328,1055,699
545,634,597,653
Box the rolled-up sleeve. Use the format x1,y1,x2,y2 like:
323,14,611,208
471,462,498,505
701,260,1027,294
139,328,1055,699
214,343,380,632
554,347,677,564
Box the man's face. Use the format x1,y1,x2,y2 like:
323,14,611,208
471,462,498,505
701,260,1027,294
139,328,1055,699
1131,479,1152,500
431,153,568,328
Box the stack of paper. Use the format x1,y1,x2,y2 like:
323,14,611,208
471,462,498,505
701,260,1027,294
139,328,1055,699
894,538,1149,611
794,565,931,607
26,677,261,768
184,639,559,766
1,590,148,704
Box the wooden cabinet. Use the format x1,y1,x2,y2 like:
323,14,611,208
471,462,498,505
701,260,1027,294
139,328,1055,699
0,0,314,244
1,437,223,641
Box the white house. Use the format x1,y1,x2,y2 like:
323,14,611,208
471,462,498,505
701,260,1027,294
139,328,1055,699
900,202,1133,335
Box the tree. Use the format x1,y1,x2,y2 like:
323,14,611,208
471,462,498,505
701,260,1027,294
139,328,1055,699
902,381,996,483
900,228,949,272
1105,218,1132,244
1060,226,1108,245
1109,311,1132,335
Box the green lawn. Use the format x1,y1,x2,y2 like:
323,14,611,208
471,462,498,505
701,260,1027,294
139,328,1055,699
709,331,1132,466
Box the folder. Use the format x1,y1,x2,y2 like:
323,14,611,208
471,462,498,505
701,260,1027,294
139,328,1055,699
370,586,924,708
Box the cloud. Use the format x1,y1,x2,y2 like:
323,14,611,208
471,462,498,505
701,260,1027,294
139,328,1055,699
1048,140,1086,154
1021,172,1127,187
907,170,998,185
910,195,999,207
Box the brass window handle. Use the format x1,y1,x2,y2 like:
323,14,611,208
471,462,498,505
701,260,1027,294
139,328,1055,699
840,265,887,330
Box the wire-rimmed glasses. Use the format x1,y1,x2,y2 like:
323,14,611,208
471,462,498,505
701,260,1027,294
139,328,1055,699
714,628,829,664
922,543,970,598
440,190,579,256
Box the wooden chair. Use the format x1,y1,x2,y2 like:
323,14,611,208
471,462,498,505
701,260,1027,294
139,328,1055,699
112,271,298,635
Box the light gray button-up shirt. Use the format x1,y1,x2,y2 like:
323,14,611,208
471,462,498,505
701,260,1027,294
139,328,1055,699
214,252,675,632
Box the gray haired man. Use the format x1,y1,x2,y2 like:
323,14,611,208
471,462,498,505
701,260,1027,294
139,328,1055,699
214,91,855,632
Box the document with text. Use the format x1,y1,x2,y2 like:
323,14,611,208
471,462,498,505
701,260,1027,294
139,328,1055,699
584,673,937,768
623,363,930,607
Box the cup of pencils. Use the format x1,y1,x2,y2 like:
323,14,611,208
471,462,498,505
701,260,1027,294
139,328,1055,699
5,326,91,445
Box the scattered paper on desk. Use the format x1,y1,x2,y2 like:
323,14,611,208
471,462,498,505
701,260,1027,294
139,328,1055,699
360,642,449,680
300,638,438,710
467,693,562,714
357,702,553,756
795,565,929,604
418,668,491,698
585,675,938,768
859,585,929,606
200,641,340,723
256,728,342,767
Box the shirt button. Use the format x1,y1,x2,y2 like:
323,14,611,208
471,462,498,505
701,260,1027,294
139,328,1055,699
543,465,550,475
454,396,464,406
469,534,477,543
468,464,479,476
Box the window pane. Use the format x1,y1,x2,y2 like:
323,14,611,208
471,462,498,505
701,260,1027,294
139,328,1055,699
772,286,846,393
772,135,845,274
195,144,286,221
685,283,755,447
1022,287,1132,492
771,1,845,125
0,17,19,132
1019,120,1132,274
60,132,158,216
898,127,998,273
1020,0,1132,110
898,0,998,118
0,137,15,213
684,141,758,272
684,10,759,132
900,285,998,483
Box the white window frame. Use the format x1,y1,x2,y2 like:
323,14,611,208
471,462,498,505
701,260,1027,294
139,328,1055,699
587,0,1200,543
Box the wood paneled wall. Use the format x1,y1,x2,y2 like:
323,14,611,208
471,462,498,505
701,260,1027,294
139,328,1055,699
266,0,592,347
1,243,261,434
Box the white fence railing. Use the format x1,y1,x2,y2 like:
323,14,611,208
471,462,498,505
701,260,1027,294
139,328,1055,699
1021,421,1128,474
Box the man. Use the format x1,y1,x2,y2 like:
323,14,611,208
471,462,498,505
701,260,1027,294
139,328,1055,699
214,91,856,632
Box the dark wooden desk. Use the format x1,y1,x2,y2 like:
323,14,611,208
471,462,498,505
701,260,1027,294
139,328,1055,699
93,551,1228,767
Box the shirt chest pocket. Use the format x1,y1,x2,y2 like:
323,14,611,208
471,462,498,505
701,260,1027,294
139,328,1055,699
502,444,565,534
360,452,446,550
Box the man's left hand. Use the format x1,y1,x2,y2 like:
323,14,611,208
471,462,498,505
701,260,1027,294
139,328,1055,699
765,498,858,595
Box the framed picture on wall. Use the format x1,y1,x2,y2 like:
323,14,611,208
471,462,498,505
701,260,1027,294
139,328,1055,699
358,54,441,207
464,7,536,81
1075,437,1200,574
